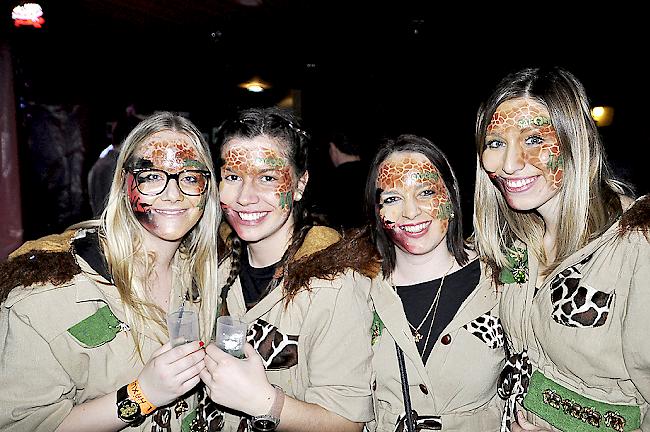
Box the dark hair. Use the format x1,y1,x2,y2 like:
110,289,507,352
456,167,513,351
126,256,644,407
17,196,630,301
215,106,318,307
330,130,360,156
365,134,468,277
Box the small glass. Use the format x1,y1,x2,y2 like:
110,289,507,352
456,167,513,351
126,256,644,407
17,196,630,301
215,316,248,358
167,309,199,347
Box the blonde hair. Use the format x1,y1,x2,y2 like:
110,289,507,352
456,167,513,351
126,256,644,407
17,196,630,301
473,67,631,280
100,111,220,355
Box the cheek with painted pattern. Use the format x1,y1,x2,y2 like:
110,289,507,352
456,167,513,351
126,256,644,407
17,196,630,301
127,174,154,225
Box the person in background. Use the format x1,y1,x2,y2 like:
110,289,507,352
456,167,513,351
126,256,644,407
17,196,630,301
0,111,220,431
199,106,380,432
366,134,504,432
473,66,649,432
323,129,369,229
88,111,142,216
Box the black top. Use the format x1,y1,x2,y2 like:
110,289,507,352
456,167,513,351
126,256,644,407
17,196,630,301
239,246,278,309
396,258,480,364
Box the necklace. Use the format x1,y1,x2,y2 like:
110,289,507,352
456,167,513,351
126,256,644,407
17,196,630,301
403,258,455,343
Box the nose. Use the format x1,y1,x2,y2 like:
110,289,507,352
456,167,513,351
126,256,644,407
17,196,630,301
237,179,259,206
502,143,525,174
403,196,421,220
160,178,183,202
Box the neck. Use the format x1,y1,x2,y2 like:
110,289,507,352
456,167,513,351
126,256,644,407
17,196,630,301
141,236,180,310
334,153,360,167
392,244,457,286
536,193,562,264
247,218,295,268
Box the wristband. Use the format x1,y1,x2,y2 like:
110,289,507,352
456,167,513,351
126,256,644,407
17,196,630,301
127,380,157,415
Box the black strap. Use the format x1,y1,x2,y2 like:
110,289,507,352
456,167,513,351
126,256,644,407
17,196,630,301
395,342,415,432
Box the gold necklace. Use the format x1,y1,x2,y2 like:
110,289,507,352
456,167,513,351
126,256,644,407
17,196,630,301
403,258,455,343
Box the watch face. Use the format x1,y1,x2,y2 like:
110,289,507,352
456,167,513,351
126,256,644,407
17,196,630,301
251,416,279,432
118,398,141,422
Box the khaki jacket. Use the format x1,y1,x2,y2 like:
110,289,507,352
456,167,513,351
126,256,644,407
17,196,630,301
0,228,209,432
214,225,378,431
500,195,650,431
368,260,505,432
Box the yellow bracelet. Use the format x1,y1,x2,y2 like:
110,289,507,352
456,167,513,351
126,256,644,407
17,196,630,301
127,380,156,415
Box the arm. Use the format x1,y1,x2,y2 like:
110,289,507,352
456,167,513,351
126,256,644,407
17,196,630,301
201,344,362,432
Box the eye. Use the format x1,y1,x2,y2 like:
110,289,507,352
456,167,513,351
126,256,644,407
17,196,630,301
525,135,544,146
260,175,277,183
485,139,505,149
223,174,240,182
382,196,401,205
419,189,434,198
137,171,163,183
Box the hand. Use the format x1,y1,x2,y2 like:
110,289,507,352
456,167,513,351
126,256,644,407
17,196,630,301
137,341,205,408
511,410,552,432
200,342,275,416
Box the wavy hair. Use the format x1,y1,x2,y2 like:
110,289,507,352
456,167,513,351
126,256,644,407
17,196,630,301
101,111,220,354
365,134,469,278
214,107,325,310
473,66,632,280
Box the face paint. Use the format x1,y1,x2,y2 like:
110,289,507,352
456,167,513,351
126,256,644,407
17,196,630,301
482,97,563,213
124,130,207,243
376,151,452,255
219,136,304,248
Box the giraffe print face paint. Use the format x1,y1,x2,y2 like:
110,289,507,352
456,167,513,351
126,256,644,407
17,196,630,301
376,151,452,255
482,97,564,213
124,130,207,244
219,136,305,246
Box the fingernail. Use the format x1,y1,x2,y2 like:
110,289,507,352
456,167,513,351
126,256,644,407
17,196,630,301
199,341,205,348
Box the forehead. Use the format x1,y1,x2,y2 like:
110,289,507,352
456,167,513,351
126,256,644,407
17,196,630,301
135,130,201,160
492,97,550,123
222,135,287,159
380,151,434,172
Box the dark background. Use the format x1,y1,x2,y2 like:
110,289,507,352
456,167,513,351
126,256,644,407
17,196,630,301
4,0,649,239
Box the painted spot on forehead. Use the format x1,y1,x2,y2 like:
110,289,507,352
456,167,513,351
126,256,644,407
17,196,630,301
223,146,289,173
377,157,441,190
140,137,202,171
488,103,552,134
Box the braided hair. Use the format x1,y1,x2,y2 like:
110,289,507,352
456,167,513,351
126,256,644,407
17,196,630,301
215,107,320,313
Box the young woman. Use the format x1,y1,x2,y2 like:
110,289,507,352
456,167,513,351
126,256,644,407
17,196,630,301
199,107,379,432
367,134,505,432
0,112,220,431
474,66,650,432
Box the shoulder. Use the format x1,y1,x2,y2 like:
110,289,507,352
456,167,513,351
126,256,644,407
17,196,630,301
284,226,382,293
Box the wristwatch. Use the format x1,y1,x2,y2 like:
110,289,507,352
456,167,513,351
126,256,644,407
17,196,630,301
251,385,285,432
116,384,146,426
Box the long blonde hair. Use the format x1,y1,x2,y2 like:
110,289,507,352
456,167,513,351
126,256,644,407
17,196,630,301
101,111,220,354
473,67,632,281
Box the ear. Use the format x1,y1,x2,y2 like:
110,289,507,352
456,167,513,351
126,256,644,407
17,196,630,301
294,170,309,201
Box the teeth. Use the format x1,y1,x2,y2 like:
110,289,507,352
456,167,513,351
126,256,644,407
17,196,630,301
156,209,185,215
401,222,430,233
505,177,536,188
238,211,268,221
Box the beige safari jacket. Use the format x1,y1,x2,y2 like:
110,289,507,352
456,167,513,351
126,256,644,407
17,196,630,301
368,260,505,432
0,228,211,432
213,226,376,431
500,195,650,431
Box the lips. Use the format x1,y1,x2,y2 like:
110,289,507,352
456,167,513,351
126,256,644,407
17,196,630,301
397,220,431,237
229,210,270,226
499,176,538,193
154,208,188,216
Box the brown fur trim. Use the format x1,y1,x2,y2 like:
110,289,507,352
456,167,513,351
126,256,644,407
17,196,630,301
283,226,382,295
619,195,650,239
8,230,77,259
0,250,81,303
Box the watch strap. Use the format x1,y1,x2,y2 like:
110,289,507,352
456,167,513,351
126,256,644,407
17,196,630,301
251,385,284,431
127,380,157,415
116,383,146,426
269,384,285,420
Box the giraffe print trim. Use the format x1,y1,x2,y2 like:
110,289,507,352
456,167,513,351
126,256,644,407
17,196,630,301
463,312,504,349
247,319,299,370
549,254,613,328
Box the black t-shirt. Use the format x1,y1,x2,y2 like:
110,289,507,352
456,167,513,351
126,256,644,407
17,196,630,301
396,258,481,364
239,247,278,309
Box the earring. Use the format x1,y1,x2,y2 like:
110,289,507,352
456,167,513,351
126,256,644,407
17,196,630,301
295,191,303,200
449,212,455,219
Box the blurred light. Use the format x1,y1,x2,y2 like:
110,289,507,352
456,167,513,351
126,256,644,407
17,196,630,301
12,3,45,28
239,76,271,93
591,106,614,127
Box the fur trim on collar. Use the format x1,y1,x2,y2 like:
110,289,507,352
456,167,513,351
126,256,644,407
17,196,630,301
619,194,650,238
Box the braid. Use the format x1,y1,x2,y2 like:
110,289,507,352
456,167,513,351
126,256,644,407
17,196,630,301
220,234,242,316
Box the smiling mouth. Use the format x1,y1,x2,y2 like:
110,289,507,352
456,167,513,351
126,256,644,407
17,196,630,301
154,209,187,215
237,211,269,222
500,176,538,192
399,221,431,234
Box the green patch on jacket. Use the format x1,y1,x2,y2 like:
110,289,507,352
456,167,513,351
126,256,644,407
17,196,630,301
499,247,528,284
371,311,384,346
67,305,127,347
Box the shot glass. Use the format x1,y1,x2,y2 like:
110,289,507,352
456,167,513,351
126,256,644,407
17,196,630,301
167,309,199,348
215,316,248,358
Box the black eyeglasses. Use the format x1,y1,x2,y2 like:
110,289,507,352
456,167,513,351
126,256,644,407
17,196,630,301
128,169,211,196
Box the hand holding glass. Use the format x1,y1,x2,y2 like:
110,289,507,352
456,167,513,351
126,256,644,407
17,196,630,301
215,316,248,358
167,309,199,347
